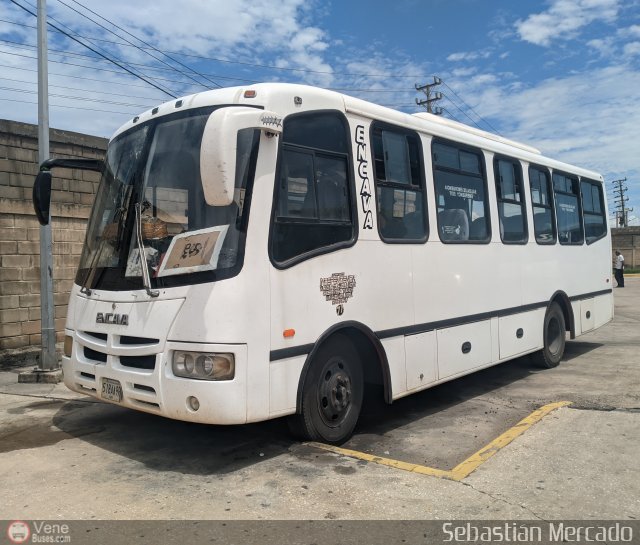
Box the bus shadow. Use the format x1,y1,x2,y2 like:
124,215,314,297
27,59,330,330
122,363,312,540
49,340,603,476
51,400,294,476
355,340,604,438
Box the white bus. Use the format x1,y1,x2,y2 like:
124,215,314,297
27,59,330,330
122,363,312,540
33,83,613,444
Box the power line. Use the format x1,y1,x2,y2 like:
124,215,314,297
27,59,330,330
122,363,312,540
0,61,188,91
55,0,220,89
440,92,485,131
0,84,153,108
0,75,166,101
0,95,140,115
0,42,257,84
0,16,436,79
8,0,178,97
441,107,462,124
440,79,502,135
0,50,209,90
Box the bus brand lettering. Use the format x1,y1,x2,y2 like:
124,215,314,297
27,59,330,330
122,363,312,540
96,313,129,325
355,125,373,229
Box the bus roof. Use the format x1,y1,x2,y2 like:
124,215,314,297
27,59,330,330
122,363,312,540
113,82,603,182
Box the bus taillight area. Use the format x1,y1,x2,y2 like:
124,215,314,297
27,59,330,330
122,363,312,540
61,332,249,425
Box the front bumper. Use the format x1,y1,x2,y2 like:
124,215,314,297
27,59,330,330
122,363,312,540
62,329,248,424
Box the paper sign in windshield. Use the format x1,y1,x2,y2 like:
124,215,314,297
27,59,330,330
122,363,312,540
157,225,229,277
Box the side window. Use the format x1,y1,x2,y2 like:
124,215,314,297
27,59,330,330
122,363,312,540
432,141,490,243
553,171,584,245
494,157,527,243
528,166,556,244
581,179,607,244
371,124,427,241
271,112,354,264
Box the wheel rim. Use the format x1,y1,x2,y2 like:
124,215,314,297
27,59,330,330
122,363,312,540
547,315,563,355
318,357,353,427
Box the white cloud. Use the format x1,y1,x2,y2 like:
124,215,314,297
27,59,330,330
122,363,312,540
622,41,640,57
446,50,491,62
451,64,640,215
516,0,620,47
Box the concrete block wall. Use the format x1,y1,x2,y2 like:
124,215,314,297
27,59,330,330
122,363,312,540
0,119,107,352
611,227,640,269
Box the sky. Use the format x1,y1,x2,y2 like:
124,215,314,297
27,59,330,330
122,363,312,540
0,0,639,225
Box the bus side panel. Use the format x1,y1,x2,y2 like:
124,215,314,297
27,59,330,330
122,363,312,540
580,298,595,334
593,293,614,330
498,309,544,360
404,331,437,392
382,336,408,399
437,320,492,380
269,354,306,416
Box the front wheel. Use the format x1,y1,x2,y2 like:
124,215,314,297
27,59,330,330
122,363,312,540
288,335,363,444
532,302,566,369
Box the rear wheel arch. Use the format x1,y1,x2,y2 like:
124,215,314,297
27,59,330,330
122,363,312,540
549,290,575,339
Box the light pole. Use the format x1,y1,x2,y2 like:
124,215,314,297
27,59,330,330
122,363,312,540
37,0,57,371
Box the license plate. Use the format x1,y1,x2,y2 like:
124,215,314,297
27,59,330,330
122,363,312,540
101,378,123,402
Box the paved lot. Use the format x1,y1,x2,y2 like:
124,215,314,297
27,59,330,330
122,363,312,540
0,279,638,520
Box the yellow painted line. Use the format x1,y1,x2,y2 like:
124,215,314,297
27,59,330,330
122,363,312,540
307,401,572,482
308,442,452,479
448,400,571,480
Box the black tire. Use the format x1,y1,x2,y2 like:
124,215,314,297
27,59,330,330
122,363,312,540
288,334,363,444
532,302,566,368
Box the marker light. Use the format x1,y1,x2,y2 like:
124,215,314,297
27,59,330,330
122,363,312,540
172,351,235,381
64,335,73,357
244,90,257,98
283,329,295,338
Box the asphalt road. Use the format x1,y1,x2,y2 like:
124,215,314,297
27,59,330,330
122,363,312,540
0,279,638,522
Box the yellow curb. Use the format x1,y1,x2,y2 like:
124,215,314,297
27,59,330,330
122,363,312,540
307,401,572,482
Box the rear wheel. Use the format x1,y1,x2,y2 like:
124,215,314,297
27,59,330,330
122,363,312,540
533,302,566,368
288,335,363,444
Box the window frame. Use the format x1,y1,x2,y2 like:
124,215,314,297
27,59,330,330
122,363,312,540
269,110,358,269
528,164,557,245
580,177,608,245
494,155,528,245
431,138,491,245
369,121,428,244
552,169,584,246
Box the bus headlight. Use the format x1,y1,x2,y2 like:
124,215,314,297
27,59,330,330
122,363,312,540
172,351,235,381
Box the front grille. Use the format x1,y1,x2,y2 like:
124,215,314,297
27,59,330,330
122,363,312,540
77,330,160,372
120,335,159,346
84,331,108,342
84,347,107,363
120,355,156,370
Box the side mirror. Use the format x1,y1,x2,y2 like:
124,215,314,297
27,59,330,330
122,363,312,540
32,158,104,226
200,107,282,206
33,171,52,226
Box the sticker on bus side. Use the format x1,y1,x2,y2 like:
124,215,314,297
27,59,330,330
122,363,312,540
320,272,357,306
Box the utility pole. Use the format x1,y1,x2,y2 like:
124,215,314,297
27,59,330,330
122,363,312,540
37,0,57,371
416,77,443,114
611,177,633,227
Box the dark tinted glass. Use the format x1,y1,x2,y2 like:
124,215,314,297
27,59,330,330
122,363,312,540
283,114,348,154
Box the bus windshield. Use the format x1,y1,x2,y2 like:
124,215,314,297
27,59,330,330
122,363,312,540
76,107,260,292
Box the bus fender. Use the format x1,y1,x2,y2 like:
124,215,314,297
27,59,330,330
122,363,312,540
548,290,576,339
295,320,393,413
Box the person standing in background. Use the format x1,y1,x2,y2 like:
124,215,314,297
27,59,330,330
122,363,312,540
614,250,625,287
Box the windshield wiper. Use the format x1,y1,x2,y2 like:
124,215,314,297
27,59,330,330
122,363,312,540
134,202,159,298
79,237,109,296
